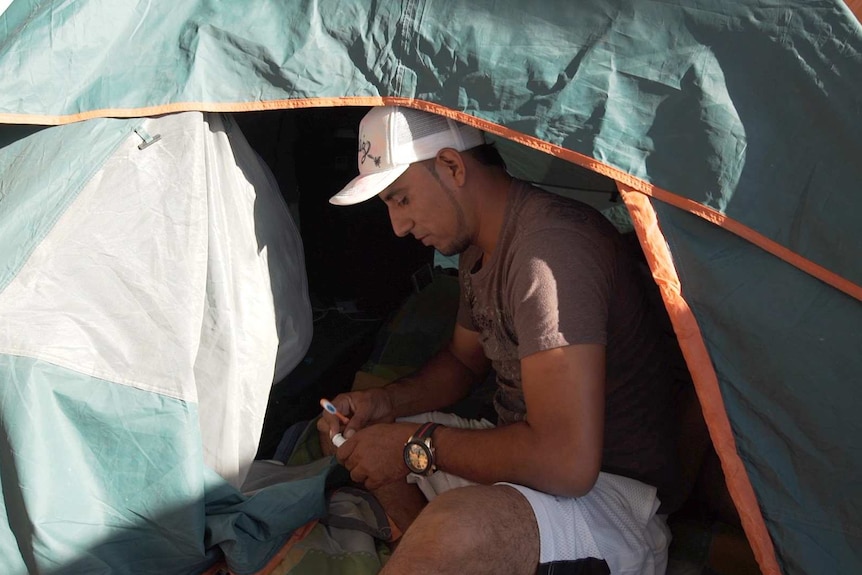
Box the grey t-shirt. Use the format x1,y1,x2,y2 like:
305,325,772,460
457,180,681,511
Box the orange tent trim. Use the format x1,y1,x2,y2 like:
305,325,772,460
845,0,862,22
619,185,782,575
5,96,855,303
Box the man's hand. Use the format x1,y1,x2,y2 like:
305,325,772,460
335,422,419,490
317,387,396,454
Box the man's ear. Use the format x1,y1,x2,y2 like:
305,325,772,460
435,148,467,187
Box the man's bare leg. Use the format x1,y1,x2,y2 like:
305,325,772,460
380,484,540,575
371,479,427,536
319,426,425,538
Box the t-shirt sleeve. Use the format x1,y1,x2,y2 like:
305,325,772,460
509,226,616,358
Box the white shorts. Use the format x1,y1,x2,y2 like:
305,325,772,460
398,412,671,575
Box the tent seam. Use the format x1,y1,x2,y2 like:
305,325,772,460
0,122,143,294
0,348,195,404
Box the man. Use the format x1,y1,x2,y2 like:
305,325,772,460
318,106,681,574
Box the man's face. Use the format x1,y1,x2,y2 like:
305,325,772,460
378,160,471,256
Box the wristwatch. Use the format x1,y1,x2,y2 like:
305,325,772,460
403,422,442,476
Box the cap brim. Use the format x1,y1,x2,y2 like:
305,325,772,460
329,165,410,206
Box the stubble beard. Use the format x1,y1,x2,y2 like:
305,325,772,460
423,160,473,256
437,183,471,256
436,237,469,257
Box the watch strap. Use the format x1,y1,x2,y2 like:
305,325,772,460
411,421,441,442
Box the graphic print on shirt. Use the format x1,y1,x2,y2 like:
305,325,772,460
461,266,526,424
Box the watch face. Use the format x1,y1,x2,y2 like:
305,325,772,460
405,442,430,473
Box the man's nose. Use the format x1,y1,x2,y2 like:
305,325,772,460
389,210,413,238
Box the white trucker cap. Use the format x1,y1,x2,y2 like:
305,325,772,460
329,106,486,206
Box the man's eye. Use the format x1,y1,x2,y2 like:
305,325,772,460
397,196,408,207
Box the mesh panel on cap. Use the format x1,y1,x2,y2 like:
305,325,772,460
395,108,453,145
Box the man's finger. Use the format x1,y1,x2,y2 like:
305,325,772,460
349,467,367,485
335,435,356,465
317,412,341,436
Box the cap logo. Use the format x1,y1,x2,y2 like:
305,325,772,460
358,135,382,168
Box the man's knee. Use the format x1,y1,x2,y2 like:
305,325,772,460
399,484,539,571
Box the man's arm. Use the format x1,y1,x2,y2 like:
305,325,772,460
319,323,488,445
339,341,605,498
428,343,605,497
382,323,490,418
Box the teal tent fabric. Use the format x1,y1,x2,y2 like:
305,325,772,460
1,1,861,573
1,0,859,282
0,355,336,575
0,355,214,574
654,201,862,573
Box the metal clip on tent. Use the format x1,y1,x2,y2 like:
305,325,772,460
134,127,162,150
